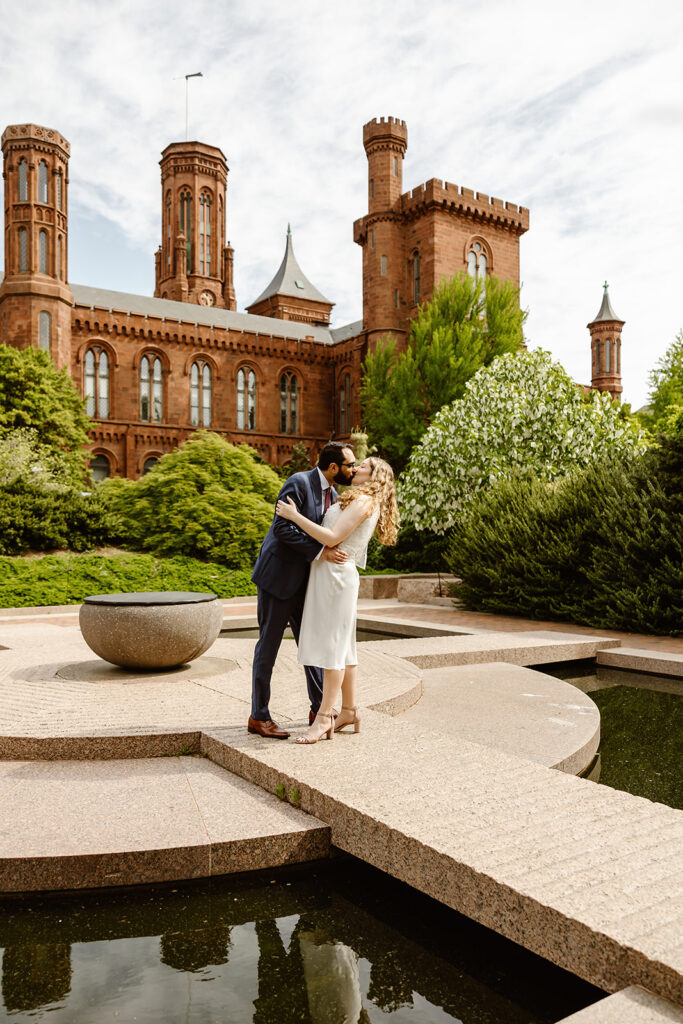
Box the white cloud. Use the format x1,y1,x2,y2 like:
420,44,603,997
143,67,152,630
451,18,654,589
1,0,682,407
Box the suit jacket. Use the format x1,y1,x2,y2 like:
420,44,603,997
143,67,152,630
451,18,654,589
252,469,337,600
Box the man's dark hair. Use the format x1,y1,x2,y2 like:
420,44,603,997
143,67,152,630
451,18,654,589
317,441,353,471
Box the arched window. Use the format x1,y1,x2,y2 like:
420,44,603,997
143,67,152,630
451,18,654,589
595,339,601,375
143,457,159,474
89,454,111,483
280,373,299,434
190,361,212,427
39,311,51,352
179,191,192,271
237,367,256,430
413,253,421,303
18,159,28,202
140,355,163,422
19,228,28,272
84,347,110,418
57,236,63,280
39,230,48,274
166,193,172,267
199,193,211,275
467,241,488,280
38,160,48,204
339,373,351,434
56,173,63,211
605,339,611,373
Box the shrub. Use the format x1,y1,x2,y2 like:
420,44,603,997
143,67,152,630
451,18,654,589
0,552,256,609
366,524,450,574
101,432,281,568
401,348,645,533
447,433,683,635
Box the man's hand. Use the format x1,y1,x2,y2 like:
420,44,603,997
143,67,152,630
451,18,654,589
321,546,348,564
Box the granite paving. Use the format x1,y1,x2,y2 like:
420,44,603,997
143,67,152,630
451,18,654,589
0,755,329,892
201,710,683,1004
556,986,683,1022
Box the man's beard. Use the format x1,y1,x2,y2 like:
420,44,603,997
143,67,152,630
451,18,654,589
334,467,352,486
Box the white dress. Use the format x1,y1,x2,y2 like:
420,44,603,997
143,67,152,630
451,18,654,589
297,502,379,670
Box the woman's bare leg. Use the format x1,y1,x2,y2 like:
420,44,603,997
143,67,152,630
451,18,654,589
296,668,343,743
335,666,359,730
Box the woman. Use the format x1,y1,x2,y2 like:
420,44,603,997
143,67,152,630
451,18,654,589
275,456,398,744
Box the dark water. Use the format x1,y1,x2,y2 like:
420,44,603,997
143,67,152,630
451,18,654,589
540,661,683,809
222,628,417,641
0,858,603,1024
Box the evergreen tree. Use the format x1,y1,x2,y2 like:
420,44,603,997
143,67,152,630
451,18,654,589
360,273,526,472
647,331,683,427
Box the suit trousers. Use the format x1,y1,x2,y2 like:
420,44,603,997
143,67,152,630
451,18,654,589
251,583,324,721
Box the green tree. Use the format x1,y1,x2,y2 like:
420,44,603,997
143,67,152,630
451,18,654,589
361,273,526,471
647,330,683,427
101,432,281,568
400,348,646,533
0,344,91,482
284,441,311,477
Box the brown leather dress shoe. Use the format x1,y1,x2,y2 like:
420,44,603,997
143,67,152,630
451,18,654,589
248,716,290,739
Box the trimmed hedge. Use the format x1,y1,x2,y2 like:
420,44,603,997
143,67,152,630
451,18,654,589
447,431,683,636
0,552,256,609
0,485,111,555
366,524,450,574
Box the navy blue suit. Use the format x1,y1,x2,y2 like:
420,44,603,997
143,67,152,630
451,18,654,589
250,469,336,720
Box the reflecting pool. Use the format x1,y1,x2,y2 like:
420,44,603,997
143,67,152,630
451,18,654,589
0,858,603,1023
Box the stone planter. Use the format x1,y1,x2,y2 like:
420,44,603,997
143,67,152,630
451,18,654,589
79,592,223,670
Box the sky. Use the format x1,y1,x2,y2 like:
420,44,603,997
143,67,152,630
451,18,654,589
1,0,682,409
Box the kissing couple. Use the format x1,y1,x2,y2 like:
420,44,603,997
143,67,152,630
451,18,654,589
248,441,398,745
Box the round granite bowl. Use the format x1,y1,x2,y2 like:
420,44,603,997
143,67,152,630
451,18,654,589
79,592,223,669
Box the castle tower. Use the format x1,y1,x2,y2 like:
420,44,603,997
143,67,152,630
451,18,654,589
354,117,408,349
588,282,623,401
246,225,334,325
0,124,73,368
154,141,235,309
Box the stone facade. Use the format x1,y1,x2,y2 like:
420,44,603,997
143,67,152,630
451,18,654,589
3,115,605,481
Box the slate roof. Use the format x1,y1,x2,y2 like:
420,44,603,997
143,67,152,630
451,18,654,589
590,283,624,324
249,226,333,307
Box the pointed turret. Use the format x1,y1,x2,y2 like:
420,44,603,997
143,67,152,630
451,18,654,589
588,282,624,401
246,227,334,326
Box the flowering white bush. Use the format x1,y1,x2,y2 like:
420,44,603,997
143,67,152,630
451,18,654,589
399,348,646,533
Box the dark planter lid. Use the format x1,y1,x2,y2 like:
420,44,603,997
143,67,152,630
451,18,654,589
83,592,218,607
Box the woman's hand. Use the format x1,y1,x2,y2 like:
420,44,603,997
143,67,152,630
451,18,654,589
275,496,299,521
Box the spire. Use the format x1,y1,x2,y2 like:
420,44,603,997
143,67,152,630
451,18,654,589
590,281,624,325
249,227,332,307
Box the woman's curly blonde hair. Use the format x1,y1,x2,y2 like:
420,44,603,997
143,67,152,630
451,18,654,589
337,457,399,545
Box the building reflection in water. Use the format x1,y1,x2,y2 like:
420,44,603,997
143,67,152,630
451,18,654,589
159,925,232,973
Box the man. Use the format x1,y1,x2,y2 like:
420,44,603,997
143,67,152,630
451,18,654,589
248,442,356,738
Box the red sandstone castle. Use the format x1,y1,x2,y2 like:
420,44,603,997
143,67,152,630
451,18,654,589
0,117,622,480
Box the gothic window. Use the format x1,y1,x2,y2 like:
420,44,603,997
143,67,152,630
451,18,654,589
413,252,421,303
595,340,601,374
381,255,387,276
199,193,211,275
39,311,51,352
140,355,163,422
280,373,298,434
143,457,159,474
18,159,27,202
39,230,48,274
605,339,611,373
467,241,488,280
85,347,110,418
237,367,256,430
179,191,192,271
19,228,28,272
57,236,63,280
190,361,212,427
56,173,63,211
89,454,111,483
339,373,351,434
38,160,48,204
166,193,172,267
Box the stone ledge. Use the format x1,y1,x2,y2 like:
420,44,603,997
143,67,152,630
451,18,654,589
597,649,683,681
555,986,683,1023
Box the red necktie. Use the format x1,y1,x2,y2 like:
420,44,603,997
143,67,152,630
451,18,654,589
323,487,331,515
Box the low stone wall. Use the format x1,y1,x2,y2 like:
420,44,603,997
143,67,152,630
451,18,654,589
359,573,460,603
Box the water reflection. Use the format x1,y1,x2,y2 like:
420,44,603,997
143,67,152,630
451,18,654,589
0,860,602,1023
